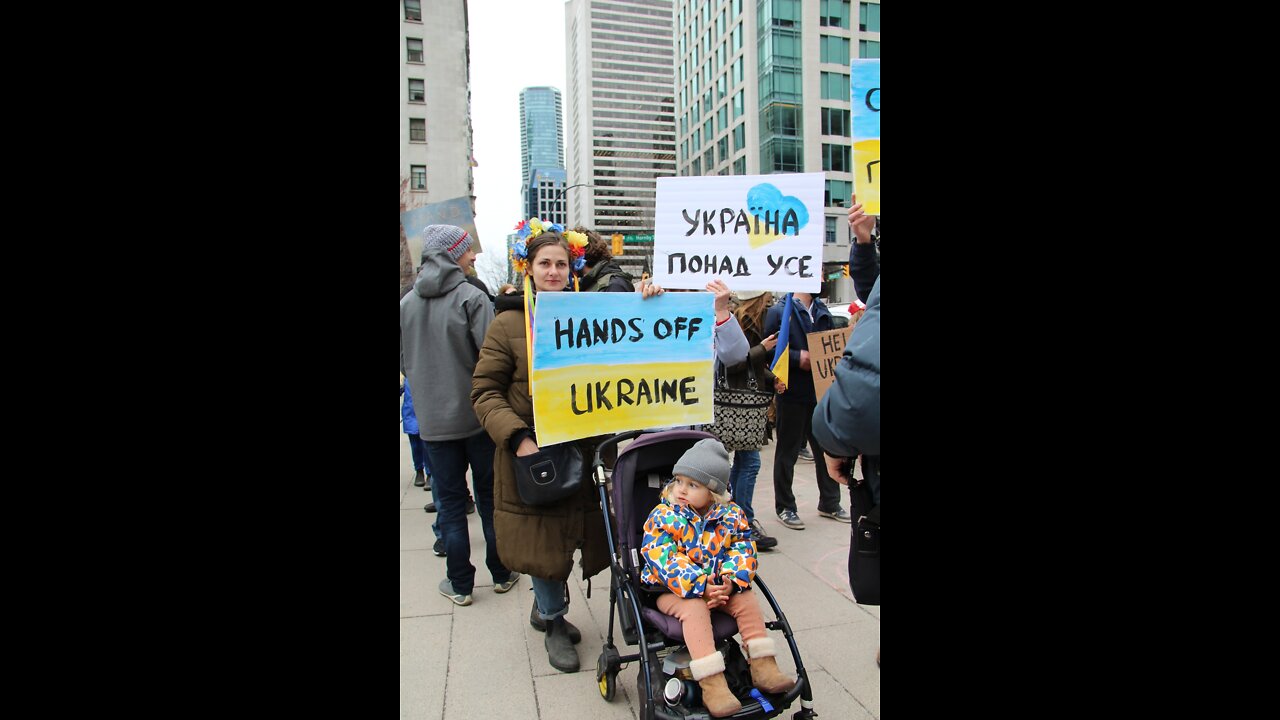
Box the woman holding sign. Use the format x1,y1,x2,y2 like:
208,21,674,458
472,220,750,673
472,226,604,673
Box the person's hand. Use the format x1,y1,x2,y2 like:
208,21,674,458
704,577,731,609
799,349,811,371
761,332,778,352
773,378,787,394
825,452,851,486
516,438,541,457
848,194,875,244
706,280,732,320
640,278,665,299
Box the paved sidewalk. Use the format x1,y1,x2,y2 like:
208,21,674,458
400,433,880,719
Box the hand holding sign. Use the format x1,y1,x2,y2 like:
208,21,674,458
848,194,876,244
706,279,732,322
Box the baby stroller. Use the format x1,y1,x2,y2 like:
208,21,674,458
590,429,816,720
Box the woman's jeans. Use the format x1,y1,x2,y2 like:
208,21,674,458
531,576,569,621
729,449,761,523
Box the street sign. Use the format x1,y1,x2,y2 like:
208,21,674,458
622,234,654,243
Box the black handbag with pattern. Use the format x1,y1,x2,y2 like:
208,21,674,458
703,360,773,451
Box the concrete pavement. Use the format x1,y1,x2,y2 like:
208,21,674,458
400,432,880,719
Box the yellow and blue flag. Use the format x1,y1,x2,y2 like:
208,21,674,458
769,293,792,387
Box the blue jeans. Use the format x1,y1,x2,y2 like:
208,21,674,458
424,431,510,594
531,576,568,621
728,449,761,523
406,433,431,474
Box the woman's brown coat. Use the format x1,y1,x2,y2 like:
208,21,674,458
471,303,610,582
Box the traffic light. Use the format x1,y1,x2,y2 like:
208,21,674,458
842,264,850,278
611,233,624,255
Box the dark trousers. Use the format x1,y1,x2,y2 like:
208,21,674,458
406,432,431,474
773,400,843,515
425,431,510,594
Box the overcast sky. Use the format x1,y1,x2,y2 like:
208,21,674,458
469,0,570,286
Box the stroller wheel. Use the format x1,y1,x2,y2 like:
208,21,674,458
596,650,619,701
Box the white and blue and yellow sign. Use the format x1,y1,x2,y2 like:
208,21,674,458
653,172,825,293
851,59,880,215
530,292,715,445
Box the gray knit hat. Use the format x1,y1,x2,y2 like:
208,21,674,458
673,438,731,495
422,224,472,264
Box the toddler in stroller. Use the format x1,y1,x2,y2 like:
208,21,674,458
591,429,814,720
641,438,795,716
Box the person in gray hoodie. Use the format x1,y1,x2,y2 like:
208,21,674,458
401,224,519,607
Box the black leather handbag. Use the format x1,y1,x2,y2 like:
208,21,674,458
847,456,880,605
513,440,585,506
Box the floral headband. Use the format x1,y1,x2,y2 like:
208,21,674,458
510,217,588,275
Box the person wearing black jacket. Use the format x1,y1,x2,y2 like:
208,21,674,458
573,227,636,293
763,291,849,530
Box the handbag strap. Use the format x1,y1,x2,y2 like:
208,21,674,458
715,355,761,391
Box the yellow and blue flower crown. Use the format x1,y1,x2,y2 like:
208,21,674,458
510,217,588,275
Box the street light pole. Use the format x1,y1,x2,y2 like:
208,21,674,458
552,183,594,229
553,183,594,201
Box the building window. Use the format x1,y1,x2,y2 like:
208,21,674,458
819,0,851,28
822,143,851,172
859,40,880,58
826,216,838,244
407,38,424,63
762,138,803,173
719,105,729,131
822,108,851,137
733,157,746,175
718,136,729,165
860,2,880,32
733,90,744,119
704,148,715,169
825,180,853,207
405,0,421,21
411,165,427,190
692,158,702,176
733,123,745,152
759,67,802,105
821,72,850,100
410,118,426,142
733,23,742,53
763,105,801,137
820,36,850,65
733,56,743,86
409,79,425,103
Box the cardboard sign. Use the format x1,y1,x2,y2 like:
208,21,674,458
652,172,825,293
850,59,880,215
400,197,483,269
808,325,856,402
530,292,715,445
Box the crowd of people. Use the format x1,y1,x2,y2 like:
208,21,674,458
401,199,880,706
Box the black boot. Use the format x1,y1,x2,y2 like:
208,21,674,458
529,600,582,644
544,616,580,672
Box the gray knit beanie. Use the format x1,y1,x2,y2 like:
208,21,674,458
422,224,472,264
673,438,731,495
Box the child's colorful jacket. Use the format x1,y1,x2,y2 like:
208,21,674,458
640,483,758,598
